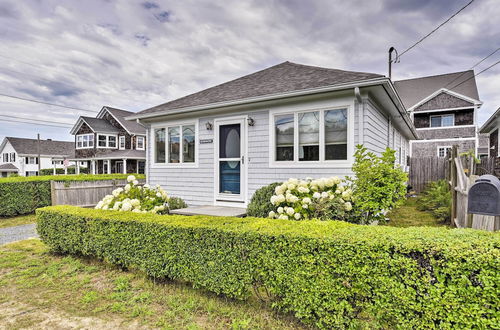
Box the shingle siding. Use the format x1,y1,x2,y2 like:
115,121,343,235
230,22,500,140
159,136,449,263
417,126,476,140
415,92,474,111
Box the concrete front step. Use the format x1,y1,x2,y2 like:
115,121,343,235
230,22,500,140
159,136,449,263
170,205,247,217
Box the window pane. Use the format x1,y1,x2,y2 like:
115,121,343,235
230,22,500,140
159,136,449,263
442,115,454,127
137,137,144,149
154,128,165,163
168,127,180,163
299,111,319,161
325,109,348,160
219,161,240,194
98,135,107,147
108,136,116,148
182,125,195,163
119,136,125,148
219,124,240,158
275,114,294,161
88,135,94,147
430,116,442,127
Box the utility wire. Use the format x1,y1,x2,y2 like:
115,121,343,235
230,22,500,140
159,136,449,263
0,93,97,114
0,114,73,126
448,59,500,90
443,47,500,89
398,0,475,58
0,117,73,128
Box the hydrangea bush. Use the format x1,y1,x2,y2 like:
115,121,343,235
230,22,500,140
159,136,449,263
268,177,353,221
95,175,174,214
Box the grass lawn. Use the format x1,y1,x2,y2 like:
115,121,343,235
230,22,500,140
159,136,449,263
387,197,446,228
0,239,306,329
0,214,37,229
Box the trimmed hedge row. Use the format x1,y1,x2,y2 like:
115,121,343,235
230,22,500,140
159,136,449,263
37,206,500,329
0,174,145,217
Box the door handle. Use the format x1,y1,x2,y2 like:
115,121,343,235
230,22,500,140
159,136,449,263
241,155,245,164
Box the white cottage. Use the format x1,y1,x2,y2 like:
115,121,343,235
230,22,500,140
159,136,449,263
128,62,418,208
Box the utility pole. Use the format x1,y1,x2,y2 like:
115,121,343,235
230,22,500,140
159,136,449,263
37,133,41,174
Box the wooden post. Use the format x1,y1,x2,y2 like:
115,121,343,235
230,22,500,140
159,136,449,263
50,181,56,206
450,145,458,227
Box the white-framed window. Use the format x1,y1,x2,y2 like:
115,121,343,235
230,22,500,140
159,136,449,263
430,114,454,127
97,134,117,148
153,122,197,165
437,146,452,158
136,136,145,150
25,157,38,165
10,153,15,162
76,134,94,149
119,136,126,150
25,171,38,176
2,153,8,162
51,160,63,165
271,107,349,165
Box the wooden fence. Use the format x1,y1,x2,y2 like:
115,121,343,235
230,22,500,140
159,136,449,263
409,157,449,193
50,179,146,208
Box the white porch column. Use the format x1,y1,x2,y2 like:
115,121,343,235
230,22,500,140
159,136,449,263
107,160,111,174
91,160,96,175
76,161,80,175
123,158,127,174
53,160,56,175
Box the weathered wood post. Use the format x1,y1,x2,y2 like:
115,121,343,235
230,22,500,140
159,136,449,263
450,145,458,227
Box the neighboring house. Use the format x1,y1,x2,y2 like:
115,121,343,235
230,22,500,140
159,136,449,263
69,106,146,174
479,106,500,158
394,70,484,158
127,61,418,207
0,137,74,177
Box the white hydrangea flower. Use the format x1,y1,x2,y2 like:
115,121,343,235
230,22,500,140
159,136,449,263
156,192,162,198
270,195,278,205
287,183,296,190
268,211,276,218
124,184,131,192
286,207,295,216
277,194,286,203
277,207,284,214
132,209,141,213
332,176,341,184
102,205,109,210
338,186,345,193
335,190,341,195
302,197,312,204
143,184,150,189
344,202,352,211
133,180,139,186
302,204,308,209
313,192,321,199
275,186,284,195
127,175,136,183
342,190,351,200
294,213,301,220
325,178,334,187
297,186,309,194
130,199,140,207
95,201,103,209
121,202,132,211
113,202,121,210
288,178,299,185
321,192,329,199
279,214,288,220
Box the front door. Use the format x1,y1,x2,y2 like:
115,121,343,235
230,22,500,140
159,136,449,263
115,161,123,174
215,118,246,205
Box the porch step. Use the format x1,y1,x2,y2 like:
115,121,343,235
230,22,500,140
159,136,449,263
170,205,247,217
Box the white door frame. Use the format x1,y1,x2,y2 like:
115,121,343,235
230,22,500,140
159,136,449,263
213,115,248,207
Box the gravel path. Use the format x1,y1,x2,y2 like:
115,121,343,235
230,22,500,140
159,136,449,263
0,223,38,245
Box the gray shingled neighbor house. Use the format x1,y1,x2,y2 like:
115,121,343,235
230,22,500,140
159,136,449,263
479,106,500,158
393,71,486,158
0,137,75,177
69,106,146,174
127,62,417,207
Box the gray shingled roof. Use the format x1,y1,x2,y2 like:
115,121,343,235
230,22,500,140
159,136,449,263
0,163,19,171
6,137,74,156
134,61,384,117
81,117,121,133
104,107,145,134
394,70,480,109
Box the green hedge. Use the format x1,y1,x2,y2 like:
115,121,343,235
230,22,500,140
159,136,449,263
39,167,89,175
0,174,145,217
37,206,499,329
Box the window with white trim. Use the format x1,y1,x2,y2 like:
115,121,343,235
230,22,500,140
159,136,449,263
437,146,452,158
119,136,126,150
25,157,38,165
25,171,38,176
51,160,63,165
2,153,8,162
97,134,117,148
273,108,348,163
76,134,94,149
154,124,196,164
136,136,145,150
430,114,454,127
10,153,15,162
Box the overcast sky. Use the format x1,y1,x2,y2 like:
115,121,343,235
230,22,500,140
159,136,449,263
0,0,498,142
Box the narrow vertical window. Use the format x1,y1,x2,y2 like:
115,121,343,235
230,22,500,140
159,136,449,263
168,127,180,163
119,136,125,150
275,114,294,161
182,125,195,163
298,111,319,161
154,128,165,163
325,109,348,160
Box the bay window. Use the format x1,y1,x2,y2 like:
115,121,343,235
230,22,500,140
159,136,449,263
154,123,196,165
273,107,348,164
76,134,94,149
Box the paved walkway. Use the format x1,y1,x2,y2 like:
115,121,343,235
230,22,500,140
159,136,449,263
0,224,38,245
170,205,247,217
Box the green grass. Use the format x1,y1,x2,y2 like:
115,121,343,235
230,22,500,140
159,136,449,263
387,197,446,227
0,214,37,228
0,239,307,329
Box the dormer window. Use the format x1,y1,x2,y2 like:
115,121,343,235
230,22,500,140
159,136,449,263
76,134,94,149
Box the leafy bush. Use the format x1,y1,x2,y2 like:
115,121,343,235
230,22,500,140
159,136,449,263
37,206,500,329
167,196,187,210
266,177,353,221
95,175,186,214
246,182,281,217
348,145,408,223
0,174,145,217
417,180,451,222
39,167,89,175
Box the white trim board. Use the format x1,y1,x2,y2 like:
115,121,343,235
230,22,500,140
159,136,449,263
410,106,476,114
416,125,476,131
410,137,476,143
408,88,482,112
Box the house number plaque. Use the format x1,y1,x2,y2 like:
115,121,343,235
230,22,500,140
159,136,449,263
199,139,213,144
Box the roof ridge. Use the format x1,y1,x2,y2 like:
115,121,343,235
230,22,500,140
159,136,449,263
395,70,474,82
286,61,384,77
7,136,72,142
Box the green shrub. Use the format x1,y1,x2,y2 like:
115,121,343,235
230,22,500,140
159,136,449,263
168,196,187,210
348,145,408,223
39,167,89,175
417,180,451,222
37,206,500,329
246,182,281,217
0,174,145,217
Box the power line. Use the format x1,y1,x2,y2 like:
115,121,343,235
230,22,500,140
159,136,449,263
0,117,73,128
398,0,475,58
448,59,500,90
0,93,96,114
443,47,500,89
0,114,73,126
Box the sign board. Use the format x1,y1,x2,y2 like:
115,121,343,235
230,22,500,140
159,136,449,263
200,139,213,144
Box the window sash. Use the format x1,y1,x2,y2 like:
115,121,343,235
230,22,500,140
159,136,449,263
273,108,348,163
430,114,454,127
136,136,145,150
119,136,126,149
97,134,117,148
154,123,196,164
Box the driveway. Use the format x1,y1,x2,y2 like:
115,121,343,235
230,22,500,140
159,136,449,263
0,224,38,245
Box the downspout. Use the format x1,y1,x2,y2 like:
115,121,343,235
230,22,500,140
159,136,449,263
355,87,363,145
387,117,392,147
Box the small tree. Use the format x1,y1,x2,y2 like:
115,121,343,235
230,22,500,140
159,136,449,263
348,145,407,222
